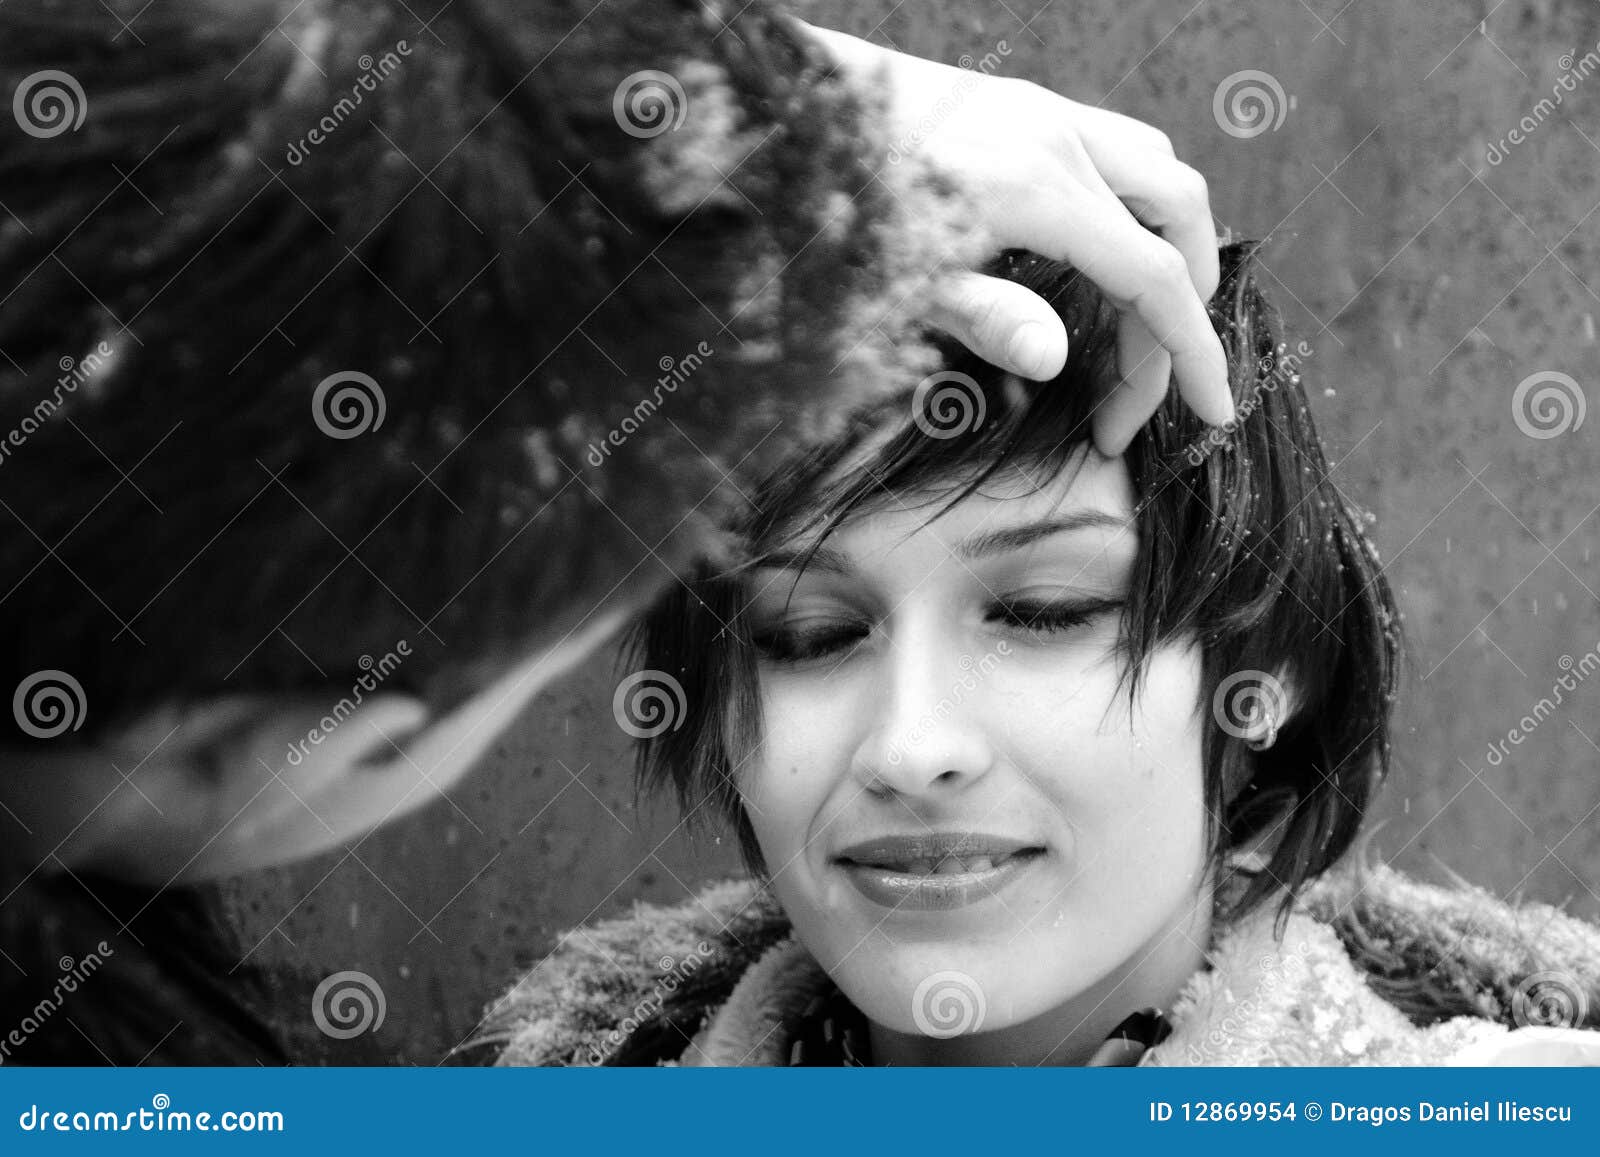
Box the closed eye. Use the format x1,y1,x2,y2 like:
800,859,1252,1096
751,620,870,664
989,597,1123,637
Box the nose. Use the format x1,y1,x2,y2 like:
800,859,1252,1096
848,618,998,798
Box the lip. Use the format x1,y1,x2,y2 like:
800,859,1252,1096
833,832,1046,912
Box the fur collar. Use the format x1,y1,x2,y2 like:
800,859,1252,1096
472,862,1600,1066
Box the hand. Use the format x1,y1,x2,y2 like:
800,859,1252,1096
6,610,628,884
801,23,1233,456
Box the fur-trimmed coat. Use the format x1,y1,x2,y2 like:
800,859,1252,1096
475,862,1600,1066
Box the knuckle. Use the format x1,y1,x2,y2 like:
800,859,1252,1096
1172,163,1210,210
1143,243,1191,291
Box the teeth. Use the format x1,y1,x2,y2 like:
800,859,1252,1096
864,851,1031,874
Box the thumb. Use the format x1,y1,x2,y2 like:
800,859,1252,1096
922,271,1068,380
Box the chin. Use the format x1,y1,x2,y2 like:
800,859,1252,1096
821,940,1040,1037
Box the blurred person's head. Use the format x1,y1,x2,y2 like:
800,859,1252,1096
0,0,926,813
629,243,1400,1055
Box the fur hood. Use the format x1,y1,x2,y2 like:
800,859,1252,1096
472,861,1600,1066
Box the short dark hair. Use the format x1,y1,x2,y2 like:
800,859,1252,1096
629,242,1402,925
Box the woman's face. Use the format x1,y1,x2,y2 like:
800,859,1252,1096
742,451,1213,1041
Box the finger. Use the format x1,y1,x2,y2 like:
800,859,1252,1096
992,174,1232,425
1094,316,1173,456
922,271,1069,380
1069,103,1176,157
1052,150,1201,452
1075,135,1220,301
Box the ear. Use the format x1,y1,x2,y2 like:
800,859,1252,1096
1211,665,1301,753
1213,665,1303,828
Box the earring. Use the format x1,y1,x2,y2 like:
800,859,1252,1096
1246,708,1279,752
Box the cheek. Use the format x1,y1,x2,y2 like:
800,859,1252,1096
739,679,850,864
1025,643,1209,907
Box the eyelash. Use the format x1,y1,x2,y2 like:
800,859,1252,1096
751,599,1123,664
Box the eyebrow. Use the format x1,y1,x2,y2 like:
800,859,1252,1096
754,512,1131,575
955,512,1131,561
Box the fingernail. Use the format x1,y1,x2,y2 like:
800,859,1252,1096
1218,391,1237,426
1006,323,1052,378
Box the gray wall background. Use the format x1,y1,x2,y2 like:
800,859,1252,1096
224,0,1600,1064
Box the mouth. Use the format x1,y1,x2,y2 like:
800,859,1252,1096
833,833,1046,911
